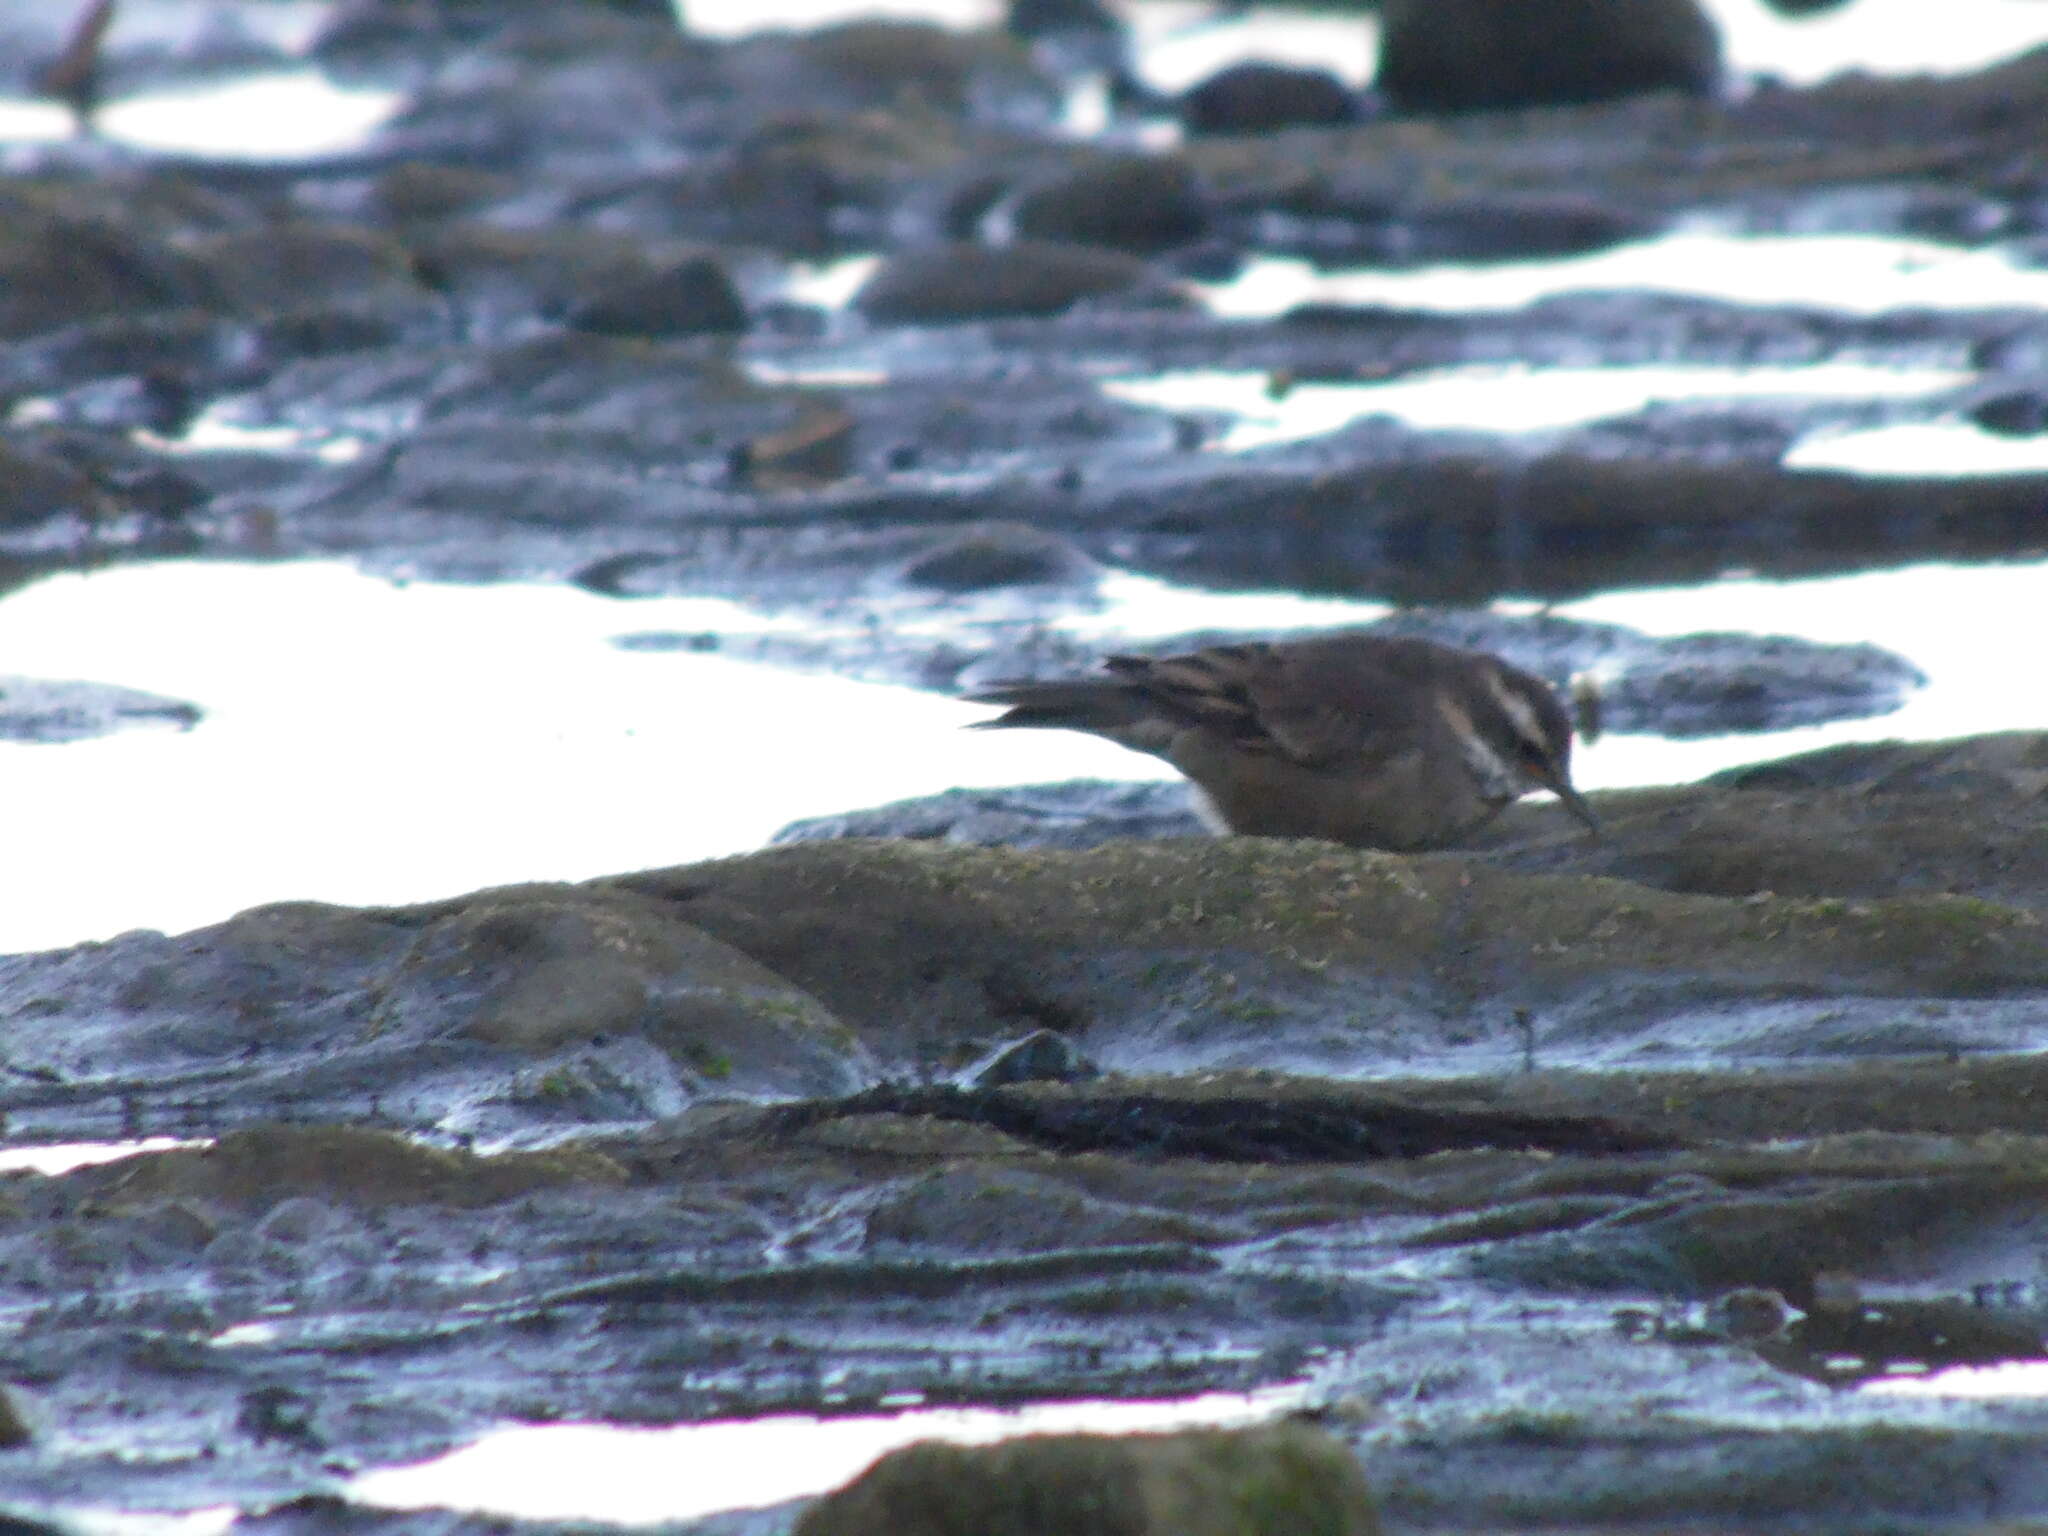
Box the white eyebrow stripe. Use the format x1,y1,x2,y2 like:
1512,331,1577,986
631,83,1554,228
1483,668,1546,746
1437,691,1516,788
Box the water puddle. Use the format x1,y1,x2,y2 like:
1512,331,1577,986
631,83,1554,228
0,1138,203,1176
157,414,369,464
1125,2,1377,95
0,560,1160,955
350,1382,1310,1525
1786,419,2048,476
1070,570,1390,639
1866,1358,2048,1398
1202,232,2048,319
1552,558,2046,790
684,0,996,37
1103,361,1965,450
1704,0,2048,85
0,71,401,159
62,1509,236,1536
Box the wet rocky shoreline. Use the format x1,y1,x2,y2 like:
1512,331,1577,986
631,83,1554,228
4,0,2048,1527
3,733,2048,1529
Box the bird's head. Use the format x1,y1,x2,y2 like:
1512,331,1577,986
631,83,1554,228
1458,661,1600,836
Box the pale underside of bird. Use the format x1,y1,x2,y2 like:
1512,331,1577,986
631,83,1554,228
967,632,1599,851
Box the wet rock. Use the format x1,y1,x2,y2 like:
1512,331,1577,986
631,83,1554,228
1180,63,1360,137
895,522,1099,593
867,1166,1234,1253
403,224,673,330
0,676,201,744
1584,632,1923,737
0,1381,28,1448
0,881,875,1142
377,884,867,1088
182,225,424,318
1970,388,2048,437
565,253,749,337
1007,155,1209,254
780,1082,1677,1162
1006,0,1122,43
1381,191,1659,262
313,0,677,74
959,1029,1101,1087
372,161,518,229
773,780,1201,851
1074,442,2048,608
1773,1292,2048,1383
1510,732,2048,910
794,1422,1380,1536
94,1126,623,1212
576,108,965,252
1707,731,2048,797
0,435,104,527
628,834,2048,1076
27,367,198,434
854,240,1164,322
0,206,214,342
1376,0,1721,113
13,814,2048,1152
732,402,855,491
729,20,1057,125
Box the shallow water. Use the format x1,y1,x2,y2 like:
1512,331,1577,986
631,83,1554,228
1200,233,2048,318
0,1138,200,1176
351,1383,1311,1524
0,70,401,159
1102,360,1972,450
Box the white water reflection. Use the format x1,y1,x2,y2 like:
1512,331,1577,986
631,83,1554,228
0,72,400,159
1073,570,1390,639
164,416,367,463
1864,1359,2048,1399
781,254,881,312
1203,234,2048,320
0,1138,201,1176
1705,0,2048,85
63,1508,237,1536
351,1384,1310,1525
1104,361,1965,449
0,561,1162,956
101,72,400,158
1126,1,1377,94
1552,560,2048,791
1787,419,2048,475
684,0,997,36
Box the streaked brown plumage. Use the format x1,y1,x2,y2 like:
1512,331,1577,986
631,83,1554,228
967,632,1598,850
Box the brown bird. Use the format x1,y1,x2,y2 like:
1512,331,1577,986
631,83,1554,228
967,632,1598,850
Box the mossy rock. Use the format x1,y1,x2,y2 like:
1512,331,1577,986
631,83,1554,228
796,1422,1378,1536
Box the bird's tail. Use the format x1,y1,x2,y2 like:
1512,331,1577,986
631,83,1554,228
964,679,1174,755
966,679,1137,731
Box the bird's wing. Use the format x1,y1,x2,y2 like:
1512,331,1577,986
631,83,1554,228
1241,645,1387,766
1104,646,1265,735
1108,643,1386,767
